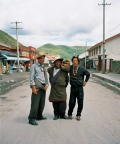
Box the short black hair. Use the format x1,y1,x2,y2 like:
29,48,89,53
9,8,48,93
71,56,80,63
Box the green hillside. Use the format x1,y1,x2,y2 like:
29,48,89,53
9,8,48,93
37,43,90,60
0,30,22,47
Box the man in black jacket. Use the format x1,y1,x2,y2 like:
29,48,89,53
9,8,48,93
68,56,90,121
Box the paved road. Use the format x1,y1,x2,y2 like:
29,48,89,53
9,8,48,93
0,77,120,144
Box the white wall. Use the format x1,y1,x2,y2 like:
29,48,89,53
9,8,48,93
100,36,120,70
44,57,49,64
78,52,88,59
101,36,120,60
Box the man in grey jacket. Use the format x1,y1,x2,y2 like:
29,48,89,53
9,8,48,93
28,52,49,126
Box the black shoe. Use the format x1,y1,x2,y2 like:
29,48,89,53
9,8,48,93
53,115,59,120
60,115,69,119
29,119,38,126
36,116,47,120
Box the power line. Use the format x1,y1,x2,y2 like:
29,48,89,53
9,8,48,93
96,23,120,42
11,22,23,72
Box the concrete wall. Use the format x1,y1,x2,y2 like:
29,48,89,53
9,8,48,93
100,36,120,70
112,61,120,74
101,36,120,60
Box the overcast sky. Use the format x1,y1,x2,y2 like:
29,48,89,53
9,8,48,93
0,0,120,48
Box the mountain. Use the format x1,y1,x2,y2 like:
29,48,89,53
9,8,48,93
0,30,22,47
0,30,90,59
37,43,90,59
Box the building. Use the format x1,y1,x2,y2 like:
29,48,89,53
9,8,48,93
45,53,60,65
87,33,120,72
0,43,11,73
0,43,30,73
78,51,89,68
0,42,11,51
0,49,29,73
11,45,36,66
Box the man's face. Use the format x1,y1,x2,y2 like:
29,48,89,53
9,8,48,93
55,60,62,68
72,58,79,66
38,56,45,65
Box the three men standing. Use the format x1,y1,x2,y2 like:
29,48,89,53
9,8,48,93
28,54,90,125
28,53,49,125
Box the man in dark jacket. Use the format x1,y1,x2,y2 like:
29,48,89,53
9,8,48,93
48,58,69,120
68,56,90,121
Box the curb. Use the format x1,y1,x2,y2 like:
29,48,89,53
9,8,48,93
92,73,120,88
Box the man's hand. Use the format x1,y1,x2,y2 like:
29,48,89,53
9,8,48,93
32,86,37,94
44,85,48,91
83,81,87,87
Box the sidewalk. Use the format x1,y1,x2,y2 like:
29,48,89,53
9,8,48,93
92,72,120,88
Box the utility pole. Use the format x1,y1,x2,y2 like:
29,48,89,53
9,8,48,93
85,41,87,69
11,22,23,72
98,0,111,74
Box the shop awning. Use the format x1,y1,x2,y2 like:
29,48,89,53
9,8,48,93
2,54,30,61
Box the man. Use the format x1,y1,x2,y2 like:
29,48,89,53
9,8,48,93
48,58,69,120
68,56,90,121
28,52,49,126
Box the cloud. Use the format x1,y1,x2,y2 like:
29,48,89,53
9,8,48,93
0,0,120,47
3,26,31,35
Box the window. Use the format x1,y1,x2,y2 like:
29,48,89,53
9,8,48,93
92,50,93,56
99,46,101,54
94,49,96,55
96,47,98,54
89,51,90,56
22,51,29,56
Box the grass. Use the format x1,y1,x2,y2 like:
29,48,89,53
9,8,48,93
37,43,90,60
0,30,22,47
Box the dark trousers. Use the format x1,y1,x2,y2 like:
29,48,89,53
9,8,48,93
68,86,84,116
52,101,66,116
28,89,46,120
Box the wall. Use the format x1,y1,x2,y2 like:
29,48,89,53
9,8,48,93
105,36,120,60
88,35,120,71
112,61,120,74
101,36,120,70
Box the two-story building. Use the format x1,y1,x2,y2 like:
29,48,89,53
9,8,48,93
87,33,120,72
11,45,36,66
0,43,31,73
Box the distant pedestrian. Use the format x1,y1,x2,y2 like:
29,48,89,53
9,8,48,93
28,52,49,126
48,58,69,120
68,56,90,121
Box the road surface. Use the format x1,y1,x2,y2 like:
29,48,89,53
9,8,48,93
0,77,120,144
